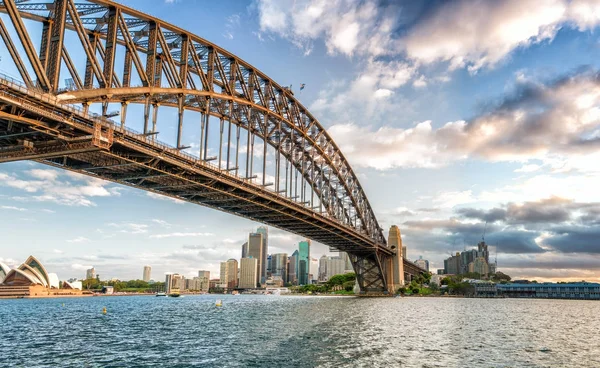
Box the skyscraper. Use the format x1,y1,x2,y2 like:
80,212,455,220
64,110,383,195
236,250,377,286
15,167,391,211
256,226,268,283
326,256,345,280
241,242,248,259
309,257,319,283
86,267,96,280
198,270,210,292
143,265,151,282
288,250,298,285
297,240,310,285
271,253,288,283
220,259,238,290
318,255,328,281
247,232,263,285
339,252,354,273
239,257,259,289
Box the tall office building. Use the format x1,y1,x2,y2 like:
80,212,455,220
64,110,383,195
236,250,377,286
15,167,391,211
165,273,173,294
318,255,328,281
256,226,268,283
309,257,319,283
271,253,288,283
297,240,310,285
86,267,96,280
326,256,346,280
239,257,259,289
198,270,210,292
220,259,238,290
288,250,298,285
143,265,151,282
444,252,462,275
165,273,184,293
247,232,263,285
241,242,248,259
267,254,272,277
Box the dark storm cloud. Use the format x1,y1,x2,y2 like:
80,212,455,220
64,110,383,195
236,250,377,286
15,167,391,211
402,219,545,254
544,226,600,254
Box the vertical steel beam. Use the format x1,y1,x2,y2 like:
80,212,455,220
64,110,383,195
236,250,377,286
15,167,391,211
176,96,184,148
103,6,119,89
179,35,189,89
245,120,251,178
146,21,158,86
152,103,159,137
275,120,281,193
235,125,240,176
46,0,68,91
117,12,147,86
3,0,51,90
262,115,267,186
199,113,205,160
84,34,97,88
202,113,210,160
123,49,132,87
143,94,151,134
120,102,128,130
39,20,52,71
218,118,224,169
226,117,232,171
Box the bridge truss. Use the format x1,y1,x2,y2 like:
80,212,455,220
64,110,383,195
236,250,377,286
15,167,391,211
0,0,424,294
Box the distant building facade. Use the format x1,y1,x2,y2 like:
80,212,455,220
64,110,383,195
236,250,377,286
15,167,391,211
247,232,264,285
297,240,310,285
239,257,259,289
143,266,151,282
220,259,238,290
86,267,96,280
414,256,429,272
271,253,288,284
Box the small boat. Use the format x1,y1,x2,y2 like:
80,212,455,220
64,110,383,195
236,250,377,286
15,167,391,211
168,293,180,297
156,292,167,297
215,299,222,307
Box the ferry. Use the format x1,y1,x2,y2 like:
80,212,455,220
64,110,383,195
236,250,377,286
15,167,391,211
156,292,167,297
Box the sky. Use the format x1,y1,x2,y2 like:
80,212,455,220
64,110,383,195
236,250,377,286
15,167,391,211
1,0,600,283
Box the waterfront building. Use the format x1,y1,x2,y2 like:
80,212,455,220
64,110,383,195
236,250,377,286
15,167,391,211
86,267,96,280
460,249,477,274
265,276,284,287
143,265,151,282
288,251,298,285
309,257,319,283
297,240,310,285
318,255,328,281
326,256,346,280
209,278,220,290
256,226,269,283
239,257,259,289
271,253,288,284
241,241,248,259
165,273,184,293
247,232,264,285
0,256,82,297
471,282,600,300
198,270,210,292
220,259,238,290
469,257,489,277
415,256,429,272
444,252,462,275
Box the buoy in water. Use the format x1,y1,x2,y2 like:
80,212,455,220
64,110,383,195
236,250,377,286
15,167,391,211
215,299,222,307
102,307,107,314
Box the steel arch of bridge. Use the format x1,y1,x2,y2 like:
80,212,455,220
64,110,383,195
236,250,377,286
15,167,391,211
0,0,418,294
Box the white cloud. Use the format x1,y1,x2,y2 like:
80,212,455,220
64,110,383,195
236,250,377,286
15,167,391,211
67,236,90,243
108,222,149,234
327,70,600,171
1,205,27,211
152,219,172,228
0,169,118,206
71,263,92,271
53,249,64,254
149,232,214,239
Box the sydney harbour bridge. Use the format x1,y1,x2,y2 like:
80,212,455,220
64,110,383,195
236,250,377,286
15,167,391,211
0,0,425,294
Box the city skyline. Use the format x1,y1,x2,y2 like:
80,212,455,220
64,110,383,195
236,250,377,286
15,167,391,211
2,0,600,283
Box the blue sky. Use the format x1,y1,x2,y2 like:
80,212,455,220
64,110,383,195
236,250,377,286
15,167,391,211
2,0,600,282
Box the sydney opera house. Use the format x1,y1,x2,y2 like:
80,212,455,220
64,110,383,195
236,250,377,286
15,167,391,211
0,256,82,298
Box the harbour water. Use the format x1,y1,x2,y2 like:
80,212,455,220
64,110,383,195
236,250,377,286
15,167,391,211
1,295,599,367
